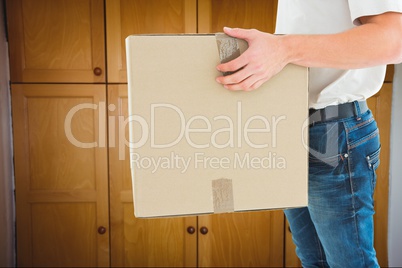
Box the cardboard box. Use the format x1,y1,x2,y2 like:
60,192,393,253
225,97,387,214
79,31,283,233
126,34,308,218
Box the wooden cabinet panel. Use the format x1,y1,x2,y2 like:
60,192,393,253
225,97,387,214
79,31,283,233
108,85,197,267
198,0,277,33
6,0,105,83
198,211,284,267
106,0,197,83
12,84,109,267
367,83,392,267
31,203,98,267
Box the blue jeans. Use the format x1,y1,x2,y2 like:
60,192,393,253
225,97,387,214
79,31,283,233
285,102,381,268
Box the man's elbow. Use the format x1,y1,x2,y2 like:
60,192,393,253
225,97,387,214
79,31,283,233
387,14,402,64
364,12,402,64
390,37,402,64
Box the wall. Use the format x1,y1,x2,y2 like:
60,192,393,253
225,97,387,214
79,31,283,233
388,64,402,267
0,0,15,266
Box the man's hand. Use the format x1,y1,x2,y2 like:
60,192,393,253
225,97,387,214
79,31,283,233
215,27,290,91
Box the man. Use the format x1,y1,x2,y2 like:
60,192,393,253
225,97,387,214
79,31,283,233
216,1,402,267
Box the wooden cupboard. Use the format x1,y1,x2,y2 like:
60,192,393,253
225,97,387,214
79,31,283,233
368,81,393,267
108,85,198,267
11,84,109,266
197,0,277,33
106,0,197,83
105,0,277,83
197,212,284,267
7,0,106,83
7,0,391,267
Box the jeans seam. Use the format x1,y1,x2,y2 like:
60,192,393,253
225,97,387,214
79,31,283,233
351,206,367,267
344,121,368,267
313,232,326,267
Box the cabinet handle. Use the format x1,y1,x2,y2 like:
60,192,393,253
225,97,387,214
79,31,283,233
93,67,103,76
187,226,196,234
200,226,208,235
98,226,107,235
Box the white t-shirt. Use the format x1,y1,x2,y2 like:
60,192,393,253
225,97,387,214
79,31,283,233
275,0,402,109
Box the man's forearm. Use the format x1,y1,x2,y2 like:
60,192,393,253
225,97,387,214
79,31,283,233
282,12,402,69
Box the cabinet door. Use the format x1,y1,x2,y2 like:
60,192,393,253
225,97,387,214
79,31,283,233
367,82,392,267
198,0,278,33
108,85,197,267
106,0,197,83
6,0,105,83
198,211,285,267
12,84,109,267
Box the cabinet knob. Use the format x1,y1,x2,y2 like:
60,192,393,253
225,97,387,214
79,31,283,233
93,67,103,76
98,226,107,235
187,226,196,234
200,226,208,235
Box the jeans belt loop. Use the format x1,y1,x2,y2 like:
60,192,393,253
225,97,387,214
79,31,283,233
354,100,360,118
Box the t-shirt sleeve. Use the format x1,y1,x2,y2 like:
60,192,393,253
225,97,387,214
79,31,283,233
348,0,402,25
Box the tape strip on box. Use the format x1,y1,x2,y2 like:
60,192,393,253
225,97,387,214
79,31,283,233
212,178,234,213
215,33,248,76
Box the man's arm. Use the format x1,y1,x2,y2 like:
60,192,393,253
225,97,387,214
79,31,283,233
216,12,402,91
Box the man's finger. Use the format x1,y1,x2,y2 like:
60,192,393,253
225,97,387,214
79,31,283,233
216,64,252,86
216,53,248,74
